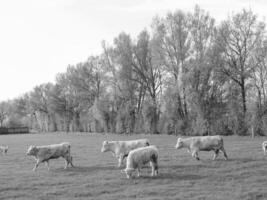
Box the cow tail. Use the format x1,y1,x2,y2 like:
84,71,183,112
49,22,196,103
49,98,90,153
67,144,71,156
220,137,224,147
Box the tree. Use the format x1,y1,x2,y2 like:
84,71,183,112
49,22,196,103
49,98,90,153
102,34,136,133
249,38,267,136
29,83,55,131
251,39,267,106
217,9,265,116
0,102,8,127
1,5,267,136
131,30,162,134
152,9,191,134
185,5,221,135
52,58,104,132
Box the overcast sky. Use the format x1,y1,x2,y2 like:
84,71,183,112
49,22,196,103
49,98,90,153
0,0,266,101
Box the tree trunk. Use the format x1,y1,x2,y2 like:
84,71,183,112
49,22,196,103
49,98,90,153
241,80,247,115
150,98,158,134
74,112,81,132
137,84,145,114
183,87,188,117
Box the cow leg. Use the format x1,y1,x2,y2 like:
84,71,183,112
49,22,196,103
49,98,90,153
220,147,228,160
45,161,50,171
151,154,158,176
213,149,219,160
149,162,155,176
68,156,74,167
64,159,68,169
62,155,73,169
126,173,130,179
33,160,41,171
192,151,200,160
151,163,158,176
137,168,141,177
154,161,159,176
151,167,155,177
118,155,124,168
122,154,128,160
263,146,266,156
62,156,69,169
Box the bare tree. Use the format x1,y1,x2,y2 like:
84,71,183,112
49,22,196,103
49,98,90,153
0,102,8,127
217,9,265,115
152,10,191,134
131,30,162,134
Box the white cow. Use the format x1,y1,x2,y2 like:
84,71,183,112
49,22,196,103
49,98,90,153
175,135,228,160
0,146,8,155
262,141,267,156
26,142,74,171
122,145,159,179
101,139,150,167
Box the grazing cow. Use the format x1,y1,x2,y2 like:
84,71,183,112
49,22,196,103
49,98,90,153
26,142,74,171
122,145,159,179
101,139,150,167
0,146,8,155
262,141,267,156
175,135,228,160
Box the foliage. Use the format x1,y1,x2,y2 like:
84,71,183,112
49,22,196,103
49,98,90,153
1,6,267,136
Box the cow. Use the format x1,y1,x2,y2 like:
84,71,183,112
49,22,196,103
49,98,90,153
122,145,159,179
26,142,74,171
101,139,150,167
0,146,8,155
262,141,267,156
175,135,228,160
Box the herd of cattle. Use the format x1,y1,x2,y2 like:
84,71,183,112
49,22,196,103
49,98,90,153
1,135,267,179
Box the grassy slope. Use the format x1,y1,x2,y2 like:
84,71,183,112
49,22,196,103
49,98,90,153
0,133,266,200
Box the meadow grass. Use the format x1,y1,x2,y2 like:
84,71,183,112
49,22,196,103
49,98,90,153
0,133,266,200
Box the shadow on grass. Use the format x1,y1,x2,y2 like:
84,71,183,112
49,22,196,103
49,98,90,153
226,157,259,163
134,173,203,180
53,165,117,173
160,162,220,170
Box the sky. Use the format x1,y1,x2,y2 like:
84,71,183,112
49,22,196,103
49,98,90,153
0,0,266,101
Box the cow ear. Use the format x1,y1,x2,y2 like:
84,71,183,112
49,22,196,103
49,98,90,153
31,145,37,151
33,146,39,153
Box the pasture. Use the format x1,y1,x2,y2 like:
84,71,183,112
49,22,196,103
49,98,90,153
0,133,267,200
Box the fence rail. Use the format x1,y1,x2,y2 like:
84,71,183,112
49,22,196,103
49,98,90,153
0,127,29,135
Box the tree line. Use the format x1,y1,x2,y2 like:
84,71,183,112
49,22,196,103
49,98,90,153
1,6,267,136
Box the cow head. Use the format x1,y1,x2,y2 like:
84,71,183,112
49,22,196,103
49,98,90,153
26,145,38,156
3,146,8,154
121,168,135,179
175,138,183,149
101,141,109,152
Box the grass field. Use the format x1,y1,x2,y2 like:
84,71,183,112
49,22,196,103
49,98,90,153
0,133,267,200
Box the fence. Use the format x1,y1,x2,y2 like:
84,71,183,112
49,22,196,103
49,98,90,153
0,127,29,135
